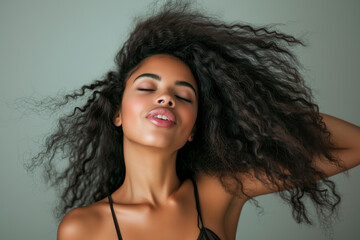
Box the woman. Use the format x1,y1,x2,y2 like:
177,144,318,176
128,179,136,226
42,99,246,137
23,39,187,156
31,3,360,240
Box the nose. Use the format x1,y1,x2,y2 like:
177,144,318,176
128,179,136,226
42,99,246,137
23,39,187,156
155,92,175,107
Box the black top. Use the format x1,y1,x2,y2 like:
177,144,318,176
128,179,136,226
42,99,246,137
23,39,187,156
108,178,221,240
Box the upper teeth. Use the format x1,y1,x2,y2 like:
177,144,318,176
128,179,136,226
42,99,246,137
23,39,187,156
154,114,170,120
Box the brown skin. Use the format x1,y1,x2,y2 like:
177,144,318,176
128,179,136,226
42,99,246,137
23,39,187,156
57,55,360,240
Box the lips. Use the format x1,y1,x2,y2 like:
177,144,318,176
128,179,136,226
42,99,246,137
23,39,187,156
146,108,176,127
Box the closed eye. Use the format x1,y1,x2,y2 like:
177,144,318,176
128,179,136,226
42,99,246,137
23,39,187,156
176,96,192,103
138,89,192,102
138,88,155,91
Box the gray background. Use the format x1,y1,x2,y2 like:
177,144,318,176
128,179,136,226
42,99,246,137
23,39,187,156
1,0,359,239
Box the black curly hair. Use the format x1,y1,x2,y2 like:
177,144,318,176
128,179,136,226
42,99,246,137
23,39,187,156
29,1,342,224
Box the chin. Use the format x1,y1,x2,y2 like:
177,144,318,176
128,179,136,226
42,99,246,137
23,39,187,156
136,136,187,152
143,138,181,150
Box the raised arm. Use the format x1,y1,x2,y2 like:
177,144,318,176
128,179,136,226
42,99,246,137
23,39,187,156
195,112,360,229
312,113,360,177
239,113,360,198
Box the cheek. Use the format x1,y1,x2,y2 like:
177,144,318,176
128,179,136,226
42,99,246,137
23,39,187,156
180,106,198,130
121,95,147,123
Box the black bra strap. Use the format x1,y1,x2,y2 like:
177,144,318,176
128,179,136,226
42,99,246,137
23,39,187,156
108,195,123,240
190,177,204,229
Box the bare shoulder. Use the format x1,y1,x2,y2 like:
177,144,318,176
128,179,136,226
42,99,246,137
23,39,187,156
194,172,247,240
57,203,105,240
194,172,246,211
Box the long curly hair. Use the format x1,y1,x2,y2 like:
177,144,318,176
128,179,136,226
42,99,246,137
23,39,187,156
29,1,342,224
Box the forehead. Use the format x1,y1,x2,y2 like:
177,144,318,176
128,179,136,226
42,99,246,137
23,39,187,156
127,54,197,89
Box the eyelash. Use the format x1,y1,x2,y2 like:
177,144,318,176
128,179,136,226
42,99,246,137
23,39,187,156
137,88,192,103
138,88,154,92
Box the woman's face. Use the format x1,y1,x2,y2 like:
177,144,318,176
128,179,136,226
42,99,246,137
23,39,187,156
115,54,198,151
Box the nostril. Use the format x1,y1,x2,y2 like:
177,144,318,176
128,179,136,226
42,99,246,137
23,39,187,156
157,98,174,107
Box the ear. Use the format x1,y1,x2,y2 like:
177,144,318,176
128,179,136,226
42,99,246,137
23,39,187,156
188,125,196,142
187,133,194,142
113,110,122,127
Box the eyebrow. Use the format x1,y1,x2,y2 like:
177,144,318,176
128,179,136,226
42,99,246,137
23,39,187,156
134,73,197,96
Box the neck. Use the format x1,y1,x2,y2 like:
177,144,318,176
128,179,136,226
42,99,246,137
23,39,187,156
118,138,182,207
